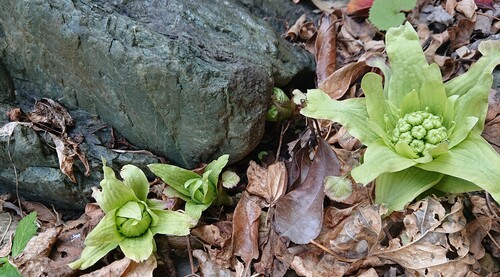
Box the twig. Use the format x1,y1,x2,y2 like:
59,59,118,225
276,120,290,161
187,235,196,275
477,12,500,21
0,213,13,245
485,192,499,218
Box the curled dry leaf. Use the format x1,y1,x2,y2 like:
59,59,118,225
448,19,475,51
27,98,73,134
193,250,237,277
232,192,262,265
315,14,338,85
374,197,472,274
319,61,371,99
246,161,287,205
51,133,91,183
191,221,234,269
275,138,340,244
456,0,477,20
330,205,384,260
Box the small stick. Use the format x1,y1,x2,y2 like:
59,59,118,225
187,235,196,275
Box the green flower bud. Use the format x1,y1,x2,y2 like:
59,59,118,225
411,125,426,139
410,139,425,153
406,112,423,125
116,202,152,237
392,111,447,156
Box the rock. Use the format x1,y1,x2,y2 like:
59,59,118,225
0,108,161,210
0,0,315,168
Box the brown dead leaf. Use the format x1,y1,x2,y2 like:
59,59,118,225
330,205,384,260
254,226,291,277
246,161,287,205
27,98,73,134
285,14,316,42
347,0,374,15
232,192,261,266
466,217,491,260
315,14,338,85
192,221,235,269
275,138,340,244
81,255,156,277
319,61,370,99
20,200,59,226
193,250,238,277
51,133,91,183
0,212,18,257
448,19,476,51
374,197,472,274
456,0,478,20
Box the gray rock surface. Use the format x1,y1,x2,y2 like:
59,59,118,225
0,108,161,210
0,0,314,168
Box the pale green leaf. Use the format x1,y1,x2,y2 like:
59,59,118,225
351,139,416,184
433,175,482,194
0,259,21,277
221,170,240,189
146,198,167,210
68,243,118,270
300,89,379,145
98,162,138,213
205,154,229,186
448,116,478,148
12,211,37,258
418,78,448,116
385,22,442,107
369,0,416,31
184,201,207,222
116,201,142,220
416,134,500,203
375,167,443,212
399,89,420,116
445,40,500,98
149,209,194,235
163,186,191,202
85,210,124,246
148,164,199,197
119,229,154,262
362,72,397,132
120,165,150,202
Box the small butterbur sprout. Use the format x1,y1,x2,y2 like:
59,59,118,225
222,170,240,189
148,155,229,223
69,160,194,270
301,22,500,212
324,176,353,202
266,87,293,122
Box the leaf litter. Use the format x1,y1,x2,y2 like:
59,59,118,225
1,0,500,276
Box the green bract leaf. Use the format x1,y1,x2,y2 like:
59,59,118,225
149,209,194,235
376,167,443,212
300,89,379,145
351,138,416,184
205,154,229,185
386,22,442,107
119,229,155,262
84,210,124,246
362,72,397,133
433,175,482,194
369,0,416,31
68,243,119,270
120,165,150,202
0,258,21,277
416,134,500,203
12,211,37,258
96,161,139,213
222,170,240,189
147,164,199,198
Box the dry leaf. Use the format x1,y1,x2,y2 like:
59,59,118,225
456,0,478,20
246,161,287,205
232,192,261,265
80,255,157,277
193,250,236,277
448,19,475,50
347,0,374,15
285,14,307,41
319,61,370,99
315,14,338,85
27,98,73,134
374,197,472,274
275,138,340,244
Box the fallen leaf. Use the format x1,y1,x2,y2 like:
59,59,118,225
310,0,346,13
51,133,91,183
347,0,374,15
374,197,471,274
285,14,308,41
315,14,338,85
319,61,370,99
253,226,290,277
27,98,73,134
193,250,237,277
330,205,384,260
456,0,478,19
232,192,261,265
474,0,494,9
448,19,475,50
275,138,340,244
0,212,18,257
80,255,157,277
246,161,287,205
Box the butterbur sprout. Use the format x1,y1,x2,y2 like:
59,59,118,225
69,160,194,270
301,23,500,212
